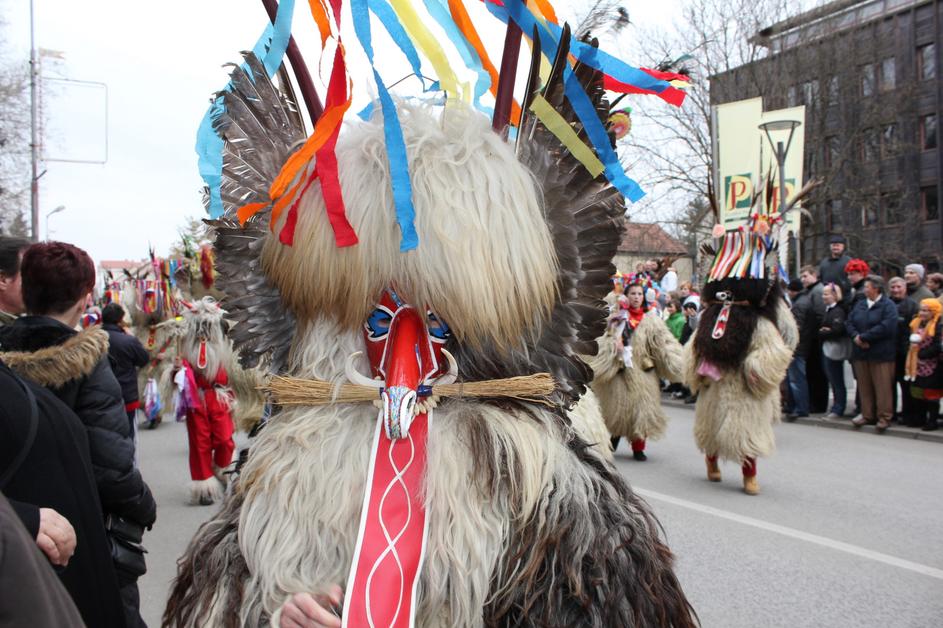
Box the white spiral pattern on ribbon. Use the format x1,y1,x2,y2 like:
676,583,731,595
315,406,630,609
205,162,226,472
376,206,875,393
364,433,416,628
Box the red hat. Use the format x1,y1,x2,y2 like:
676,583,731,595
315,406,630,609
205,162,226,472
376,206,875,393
844,258,870,275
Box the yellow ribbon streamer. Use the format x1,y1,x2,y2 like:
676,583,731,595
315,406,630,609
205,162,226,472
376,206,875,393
529,94,604,178
388,0,460,99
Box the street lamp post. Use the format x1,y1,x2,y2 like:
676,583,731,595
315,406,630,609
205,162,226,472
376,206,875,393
758,119,802,276
45,205,65,240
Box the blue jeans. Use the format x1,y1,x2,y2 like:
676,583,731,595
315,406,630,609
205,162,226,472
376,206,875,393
786,356,810,415
821,355,846,416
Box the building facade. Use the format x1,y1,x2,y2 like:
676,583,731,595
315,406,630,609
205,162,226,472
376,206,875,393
711,0,942,273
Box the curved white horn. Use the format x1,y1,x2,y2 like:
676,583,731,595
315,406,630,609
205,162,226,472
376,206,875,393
345,352,384,388
433,349,458,386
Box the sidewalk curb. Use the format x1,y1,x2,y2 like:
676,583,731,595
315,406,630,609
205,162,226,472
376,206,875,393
662,397,943,444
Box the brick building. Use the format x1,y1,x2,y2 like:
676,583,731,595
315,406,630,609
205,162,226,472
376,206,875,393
711,0,943,273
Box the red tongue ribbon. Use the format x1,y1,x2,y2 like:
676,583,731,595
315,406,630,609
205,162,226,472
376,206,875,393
197,339,208,370
343,411,431,628
344,303,440,627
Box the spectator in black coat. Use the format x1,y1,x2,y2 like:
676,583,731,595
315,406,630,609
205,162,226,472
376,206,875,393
0,236,30,326
0,242,155,628
785,278,815,419
102,303,150,432
847,275,898,432
818,283,850,418
800,265,828,413
889,277,920,425
817,234,852,306
1,360,125,627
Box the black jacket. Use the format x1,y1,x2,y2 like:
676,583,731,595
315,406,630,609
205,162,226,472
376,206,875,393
103,323,150,405
891,296,919,359
818,254,852,304
0,317,156,528
791,290,818,358
0,361,126,628
845,296,898,362
818,304,847,341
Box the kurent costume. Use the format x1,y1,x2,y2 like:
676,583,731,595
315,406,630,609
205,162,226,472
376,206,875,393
175,298,236,504
683,220,798,495
166,2,696,626
588,290,684,460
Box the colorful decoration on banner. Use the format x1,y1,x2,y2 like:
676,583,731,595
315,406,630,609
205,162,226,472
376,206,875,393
218,0,687,253
608,107,632,139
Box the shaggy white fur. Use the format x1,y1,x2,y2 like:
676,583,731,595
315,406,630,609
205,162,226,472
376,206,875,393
190,476,225,505
587,312,684,441
685,317,794,461
180,297,232,383
567,389,613,460
261,103,558,350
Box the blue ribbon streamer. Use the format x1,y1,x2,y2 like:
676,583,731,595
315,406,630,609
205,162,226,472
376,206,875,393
421,0,490,111
489,0,645,201
196,1,295,218
352,0,419,251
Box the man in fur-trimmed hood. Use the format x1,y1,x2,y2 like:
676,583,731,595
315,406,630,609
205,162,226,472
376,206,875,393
0,241,156,628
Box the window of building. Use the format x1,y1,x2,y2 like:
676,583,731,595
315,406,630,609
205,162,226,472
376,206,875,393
861,63,876,97
921,113,938,150
922,186,939,220
881,123,897,157
801,80,819,106
861,128,879,162
882,193,904,224
880,57,896,91
826,199,844,230
917,43,936,80
825,135,841,169
862,202,880,227
826,76,839,104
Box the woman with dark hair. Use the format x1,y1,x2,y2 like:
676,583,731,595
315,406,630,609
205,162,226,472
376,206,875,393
0,241,156,628
102,302,151,432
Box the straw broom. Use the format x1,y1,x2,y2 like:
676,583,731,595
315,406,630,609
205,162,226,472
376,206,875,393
264,373,557,406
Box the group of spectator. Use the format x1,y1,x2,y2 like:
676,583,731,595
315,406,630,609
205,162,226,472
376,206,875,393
783,234,942,433
1,235,156,627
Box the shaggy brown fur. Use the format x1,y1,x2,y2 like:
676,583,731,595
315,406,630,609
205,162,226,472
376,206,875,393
0,327,108,388
693,279,781,372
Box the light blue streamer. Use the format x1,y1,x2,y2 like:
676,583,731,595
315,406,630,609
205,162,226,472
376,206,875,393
368,0,427,89
492,0,645,201
421,0,490,110
195,2,295,218
352,0,419,251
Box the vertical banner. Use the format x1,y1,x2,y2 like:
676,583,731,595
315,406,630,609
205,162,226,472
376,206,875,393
759,105,806,235
713,97,763,229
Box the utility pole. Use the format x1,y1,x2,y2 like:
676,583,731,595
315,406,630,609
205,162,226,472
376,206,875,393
29,0,41,242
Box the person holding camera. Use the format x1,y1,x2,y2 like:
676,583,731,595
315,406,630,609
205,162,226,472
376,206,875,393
0,242,156,627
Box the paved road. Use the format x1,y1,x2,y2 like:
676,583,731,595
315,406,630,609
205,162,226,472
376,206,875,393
136,404,943,627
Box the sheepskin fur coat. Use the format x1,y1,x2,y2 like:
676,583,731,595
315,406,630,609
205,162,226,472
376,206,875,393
683,302,797,461
588,311,684,441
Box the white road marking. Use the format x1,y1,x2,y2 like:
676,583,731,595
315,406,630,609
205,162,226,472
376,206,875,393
635,487,943,581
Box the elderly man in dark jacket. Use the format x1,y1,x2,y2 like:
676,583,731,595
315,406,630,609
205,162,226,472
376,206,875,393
846,275,898,432
889,277,919,425
0,242,155,628
102,303,150,432
818,234,852,303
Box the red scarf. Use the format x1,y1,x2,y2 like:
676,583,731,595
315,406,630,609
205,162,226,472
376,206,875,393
627,306,646,330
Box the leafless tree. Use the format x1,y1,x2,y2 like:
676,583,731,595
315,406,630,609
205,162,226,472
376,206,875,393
0,15,30,236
